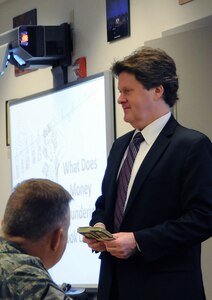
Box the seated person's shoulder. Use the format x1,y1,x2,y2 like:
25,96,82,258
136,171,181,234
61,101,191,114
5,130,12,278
1,252,68,299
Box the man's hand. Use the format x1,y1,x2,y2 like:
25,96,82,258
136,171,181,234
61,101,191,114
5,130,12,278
83,236,106,252
104,232,137,259
82,223,107,252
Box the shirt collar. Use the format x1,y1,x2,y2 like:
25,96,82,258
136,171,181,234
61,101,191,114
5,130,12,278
137,112,171,145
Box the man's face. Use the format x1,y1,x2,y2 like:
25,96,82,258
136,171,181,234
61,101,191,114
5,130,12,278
117,72,158,130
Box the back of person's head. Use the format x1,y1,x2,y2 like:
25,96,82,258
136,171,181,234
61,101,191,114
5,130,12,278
111,46,179,107
2,178,72,241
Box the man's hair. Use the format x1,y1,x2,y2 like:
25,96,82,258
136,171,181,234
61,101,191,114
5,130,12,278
111,46,179,107
2,178,72,241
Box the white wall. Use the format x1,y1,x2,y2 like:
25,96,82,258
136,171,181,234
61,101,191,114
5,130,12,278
0,0,212,295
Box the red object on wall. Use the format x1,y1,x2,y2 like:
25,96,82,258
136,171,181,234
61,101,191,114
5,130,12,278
73,57,87,79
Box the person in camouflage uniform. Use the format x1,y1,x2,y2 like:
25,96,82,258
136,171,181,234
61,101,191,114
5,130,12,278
0,178,73,300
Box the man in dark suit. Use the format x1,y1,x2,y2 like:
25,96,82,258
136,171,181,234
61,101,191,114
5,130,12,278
83,47,212,300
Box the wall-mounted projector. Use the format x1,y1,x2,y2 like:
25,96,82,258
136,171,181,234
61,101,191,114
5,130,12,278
0,23,73,76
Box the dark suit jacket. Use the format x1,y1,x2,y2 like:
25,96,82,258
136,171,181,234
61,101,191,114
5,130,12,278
90,115,212,300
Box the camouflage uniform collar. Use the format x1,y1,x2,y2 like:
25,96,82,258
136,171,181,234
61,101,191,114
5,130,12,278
0,236,27,254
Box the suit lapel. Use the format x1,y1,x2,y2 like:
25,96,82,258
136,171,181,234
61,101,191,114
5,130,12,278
124,116,178,217
106,130,135,201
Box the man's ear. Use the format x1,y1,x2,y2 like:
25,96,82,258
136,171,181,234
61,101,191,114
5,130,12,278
154,85,164,100
50,227,63,252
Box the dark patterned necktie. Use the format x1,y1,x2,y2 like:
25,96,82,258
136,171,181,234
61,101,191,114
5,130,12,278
114,132,144,232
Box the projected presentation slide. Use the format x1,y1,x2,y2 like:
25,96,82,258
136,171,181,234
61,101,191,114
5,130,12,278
9,72,114,287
